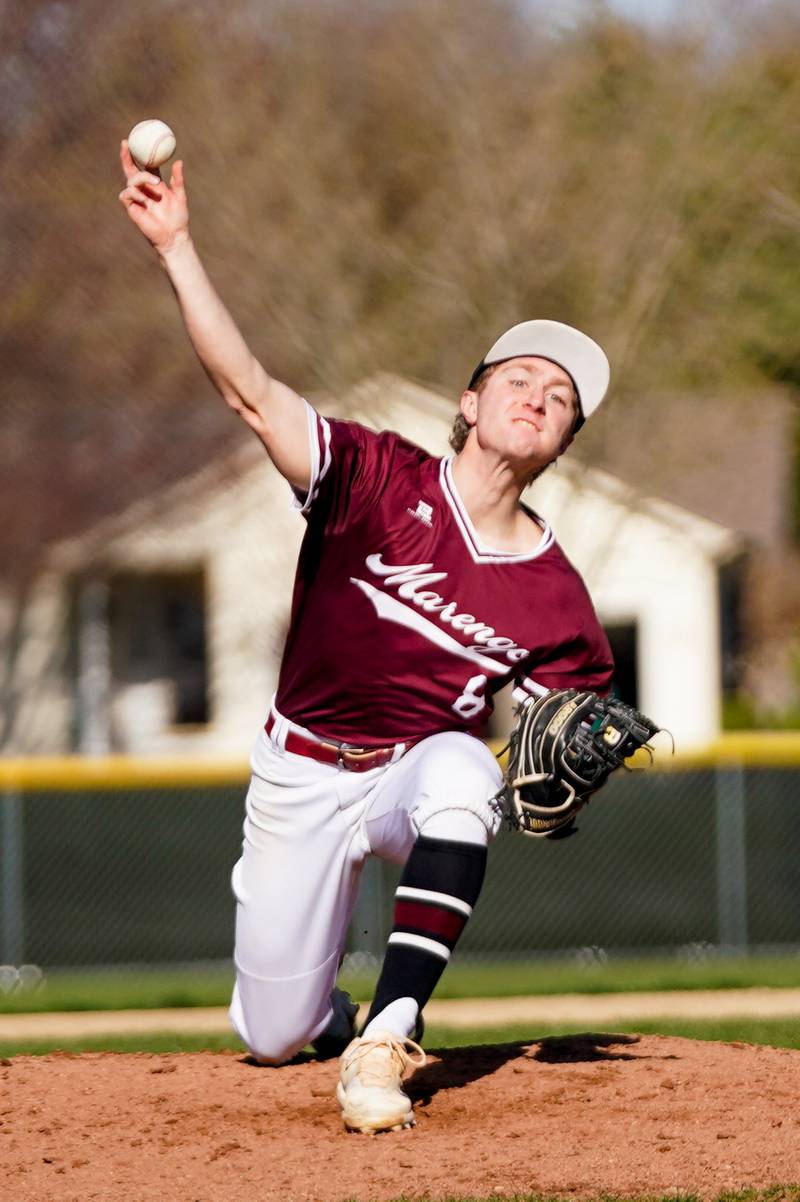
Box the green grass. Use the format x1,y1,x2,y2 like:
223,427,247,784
3,953,800,1015
4,1015,800,1058
0,964,234,1014
343,953,800,1000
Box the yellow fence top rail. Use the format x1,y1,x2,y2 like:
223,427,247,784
0,756,251,791
2,732,800,791
655,731,800,769
492,731,800,770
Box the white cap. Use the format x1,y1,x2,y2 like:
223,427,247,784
468,319,610,422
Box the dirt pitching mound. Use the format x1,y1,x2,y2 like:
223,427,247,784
3,1033,800,1201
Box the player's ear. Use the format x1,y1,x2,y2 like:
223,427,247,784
459,389,478,428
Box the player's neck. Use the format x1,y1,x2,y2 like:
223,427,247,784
450,452,543,553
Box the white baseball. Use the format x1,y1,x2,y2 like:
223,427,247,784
127,119,176,170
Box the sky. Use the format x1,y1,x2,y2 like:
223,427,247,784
608,0,680,23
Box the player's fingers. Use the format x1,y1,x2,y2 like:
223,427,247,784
120,179,161,207
118,186,147,209
120,140,138,181
127,168,164,191
170,159,185,195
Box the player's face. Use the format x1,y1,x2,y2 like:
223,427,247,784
459,357,577,471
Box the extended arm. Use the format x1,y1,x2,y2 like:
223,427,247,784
118,141,310,490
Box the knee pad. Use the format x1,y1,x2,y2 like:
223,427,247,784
419,807,489,844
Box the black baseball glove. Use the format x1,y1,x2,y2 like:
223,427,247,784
499,689,661,839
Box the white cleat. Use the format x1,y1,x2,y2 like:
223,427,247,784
337,1031,426,1134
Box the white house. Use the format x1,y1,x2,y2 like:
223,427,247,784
1,374,739,757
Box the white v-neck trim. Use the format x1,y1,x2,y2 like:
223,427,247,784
439,457,554,564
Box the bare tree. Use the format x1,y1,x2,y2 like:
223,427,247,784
4,0,800,730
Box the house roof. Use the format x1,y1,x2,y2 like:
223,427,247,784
45,372,739,572
6,371,791,585
2,394,245,582
573,387,793,546
43,373,455,568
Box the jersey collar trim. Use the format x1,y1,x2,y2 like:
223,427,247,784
439,457,554,564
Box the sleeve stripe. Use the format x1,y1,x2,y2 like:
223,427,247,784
318,415,332,486
293,403,329,514
518,676,549,699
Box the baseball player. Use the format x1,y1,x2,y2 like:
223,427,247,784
119,146,614,1133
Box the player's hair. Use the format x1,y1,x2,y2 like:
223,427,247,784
449,412,472,454
448,364,500,454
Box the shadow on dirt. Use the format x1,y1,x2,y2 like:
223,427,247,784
532,1031,680,1064
241,1051,316,1068
532,1031,643,1062
408,1040,526,1103
240,1031,680,1083
407,1032,680,1103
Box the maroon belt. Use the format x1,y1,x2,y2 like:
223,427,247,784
264,712,402,773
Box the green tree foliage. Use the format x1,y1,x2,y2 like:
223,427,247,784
2,0,800,564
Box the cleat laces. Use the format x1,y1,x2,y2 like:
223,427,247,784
348,1034,426,1088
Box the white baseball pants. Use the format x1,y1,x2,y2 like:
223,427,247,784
228,707,503,1063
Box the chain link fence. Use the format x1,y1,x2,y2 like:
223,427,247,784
2,755,800,975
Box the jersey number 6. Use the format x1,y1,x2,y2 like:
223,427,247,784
452,674,488,720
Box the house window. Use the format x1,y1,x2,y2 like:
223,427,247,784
109,570,209,726
604,621,638,708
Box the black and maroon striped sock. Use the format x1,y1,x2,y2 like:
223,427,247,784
364,834,487,1029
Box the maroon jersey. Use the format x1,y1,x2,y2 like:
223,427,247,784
274,406,613,744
